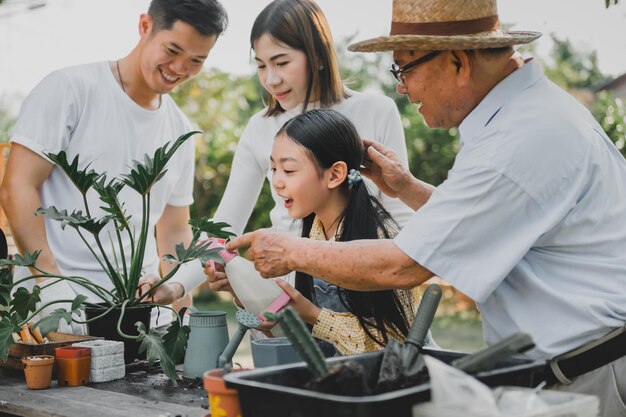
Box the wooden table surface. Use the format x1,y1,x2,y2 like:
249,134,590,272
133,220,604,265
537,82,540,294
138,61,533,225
0,366,209,417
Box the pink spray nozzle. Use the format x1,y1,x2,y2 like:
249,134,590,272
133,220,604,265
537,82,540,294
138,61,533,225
203,237,238,263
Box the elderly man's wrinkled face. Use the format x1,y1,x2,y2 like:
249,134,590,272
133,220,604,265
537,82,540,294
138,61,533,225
392,50,460,129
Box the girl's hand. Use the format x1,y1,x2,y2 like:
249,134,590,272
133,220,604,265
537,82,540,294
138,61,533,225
204,260,231,292
275,279,321,325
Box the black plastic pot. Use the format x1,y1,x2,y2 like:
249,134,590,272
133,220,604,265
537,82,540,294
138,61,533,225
84,304,152,364
224,348,547,417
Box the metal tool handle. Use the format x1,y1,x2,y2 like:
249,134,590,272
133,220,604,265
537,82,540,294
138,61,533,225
451,332,535,373
404,284,442,350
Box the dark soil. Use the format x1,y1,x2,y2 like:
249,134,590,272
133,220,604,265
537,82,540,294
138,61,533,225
92,364,208,408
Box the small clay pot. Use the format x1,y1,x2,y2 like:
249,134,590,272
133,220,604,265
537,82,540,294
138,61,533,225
55,346,91,386
204,369,246,417
22,355,55,390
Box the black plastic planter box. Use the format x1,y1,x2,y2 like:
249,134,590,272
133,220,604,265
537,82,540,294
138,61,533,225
224,348,547,417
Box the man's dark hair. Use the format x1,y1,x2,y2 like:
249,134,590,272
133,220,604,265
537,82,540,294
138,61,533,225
148,0,228,37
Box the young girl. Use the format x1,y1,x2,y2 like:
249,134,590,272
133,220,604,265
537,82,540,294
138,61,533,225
270,108,421,355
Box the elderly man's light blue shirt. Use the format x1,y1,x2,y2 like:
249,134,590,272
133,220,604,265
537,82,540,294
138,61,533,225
395,59,626,359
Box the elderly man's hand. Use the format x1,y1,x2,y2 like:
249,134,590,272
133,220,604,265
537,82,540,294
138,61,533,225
361,139,413,198
226,229,296,278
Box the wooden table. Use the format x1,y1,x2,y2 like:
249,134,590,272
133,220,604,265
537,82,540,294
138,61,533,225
0,366,209,417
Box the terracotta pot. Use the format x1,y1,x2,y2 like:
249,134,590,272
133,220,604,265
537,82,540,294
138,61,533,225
204,369,246,417
22,355,55,390
55,346,91,386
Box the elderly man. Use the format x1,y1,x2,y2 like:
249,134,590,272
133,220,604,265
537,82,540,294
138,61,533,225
228,0,626,414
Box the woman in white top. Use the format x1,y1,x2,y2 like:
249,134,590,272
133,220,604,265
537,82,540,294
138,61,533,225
203,0,412,300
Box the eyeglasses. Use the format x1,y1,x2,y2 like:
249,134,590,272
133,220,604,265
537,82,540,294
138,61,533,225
389,51,442,85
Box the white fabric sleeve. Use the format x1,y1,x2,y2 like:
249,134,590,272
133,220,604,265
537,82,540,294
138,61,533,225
370,97,414,228
395,165,554,303
212,120,267,235
10,70,79,156
168,259,205,296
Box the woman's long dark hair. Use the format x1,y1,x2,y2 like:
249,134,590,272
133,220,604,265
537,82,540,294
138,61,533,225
276,109,411,347
250,0,348,117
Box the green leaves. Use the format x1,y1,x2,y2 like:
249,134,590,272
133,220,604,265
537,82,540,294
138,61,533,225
11,286,40,319
136,322,178,385
93,177,132,231
162,320,190,365
189,218,236,240
122,131,200,196
162,240,224,266
44,151,102,195
0,317,20,362
36,308,73,335
0,251,41,268
36,207,111,235
0,268,13,307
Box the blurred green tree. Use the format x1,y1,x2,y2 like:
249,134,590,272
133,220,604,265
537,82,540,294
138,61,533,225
170,69,271,231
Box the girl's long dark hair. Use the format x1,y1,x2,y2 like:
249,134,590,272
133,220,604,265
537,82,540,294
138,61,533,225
277,109,411,346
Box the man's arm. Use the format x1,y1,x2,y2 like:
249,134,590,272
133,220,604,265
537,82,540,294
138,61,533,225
227,230,434,291
0,144,60,278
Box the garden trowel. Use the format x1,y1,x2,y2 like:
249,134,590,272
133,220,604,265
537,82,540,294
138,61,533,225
377,283,443,391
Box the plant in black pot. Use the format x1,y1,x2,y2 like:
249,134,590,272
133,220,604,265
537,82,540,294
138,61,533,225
0,131,233,385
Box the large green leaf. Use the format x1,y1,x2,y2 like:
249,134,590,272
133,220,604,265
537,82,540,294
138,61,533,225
162,241,224,266
189,218,236,240
44,151,102,195
93,177,132,231
122,131,200,196
0,268,12,307
71,295,88,312
136,322,178,385
36,207,111,235
0,251,41,268
36,308,73,335
10,286,40,318
0,317,20,362
162,320,189,365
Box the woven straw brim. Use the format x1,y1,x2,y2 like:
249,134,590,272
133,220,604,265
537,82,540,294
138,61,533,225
348,31,541,52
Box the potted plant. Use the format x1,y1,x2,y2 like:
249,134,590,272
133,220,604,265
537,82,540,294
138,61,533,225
0,131,233,385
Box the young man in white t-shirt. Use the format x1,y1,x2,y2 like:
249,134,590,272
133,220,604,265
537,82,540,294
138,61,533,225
0,0,228,332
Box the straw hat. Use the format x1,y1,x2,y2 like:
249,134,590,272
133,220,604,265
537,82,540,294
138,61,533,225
348,0,541,52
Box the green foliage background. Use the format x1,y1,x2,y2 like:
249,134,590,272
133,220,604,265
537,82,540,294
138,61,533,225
170,35,626,233
1,35,625,234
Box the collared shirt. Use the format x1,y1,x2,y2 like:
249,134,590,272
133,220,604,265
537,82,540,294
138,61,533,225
309,216,420,355
395,59,626,359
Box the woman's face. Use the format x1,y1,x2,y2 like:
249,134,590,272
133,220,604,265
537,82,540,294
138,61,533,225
254,33,310,111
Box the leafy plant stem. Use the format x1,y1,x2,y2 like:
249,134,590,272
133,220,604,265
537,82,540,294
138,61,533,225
135,264,181,304
80,229,127,300
116,300,138,340
127,195,150,298
14,273,116,302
